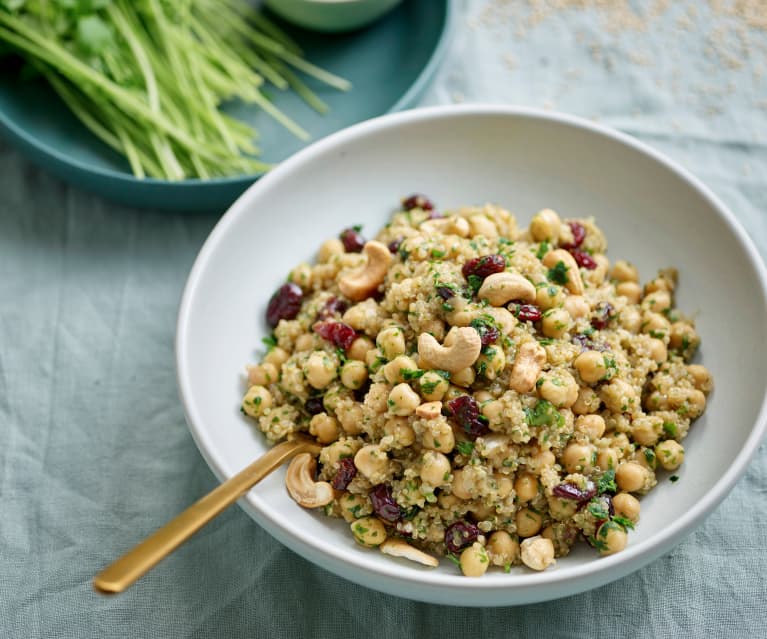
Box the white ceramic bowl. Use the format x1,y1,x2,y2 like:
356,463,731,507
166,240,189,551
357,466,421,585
176,105,767,606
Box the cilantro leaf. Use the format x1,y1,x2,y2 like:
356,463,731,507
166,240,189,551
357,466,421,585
597,469,617,495
547,260,569,285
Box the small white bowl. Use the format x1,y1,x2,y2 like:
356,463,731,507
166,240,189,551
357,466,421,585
176,105,767,606
264,0,404,33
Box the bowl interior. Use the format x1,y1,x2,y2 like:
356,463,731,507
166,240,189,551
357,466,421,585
177,107,767,605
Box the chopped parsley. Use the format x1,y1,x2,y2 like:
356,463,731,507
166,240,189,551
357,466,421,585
467,274,483,295
401,368,425,381
547,260,569,285
613,516,635,530
446,553,461,567
524,399,565,428
536,240,550,259
431,248,446,259
670,475,680,483
588,498,610,520
662,421,678,437
261,334,278,350
597,469,617,495
456,441,475,456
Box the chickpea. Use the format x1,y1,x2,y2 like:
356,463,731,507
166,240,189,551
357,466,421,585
475,346,507,381
450,467,476,500
365,347,386,373
678,388,706,418
247,362,279,386
588,254,610,285
563,295,590,319
451,367,476,388
600,379,638,414
631,416,661,447
655,440,684,470
538,371,579,408
669,322,699,352
350,516,387,547
641,290,672,314
320,439,362,468
495,474,514,499
535,283,566,310
520,536,555,571
612,492,640,523
575,414,606,440
514,472,539,502
309,413,340,444
242,385,272,417
562,443,596,474
687,364,713,393
619,306,642,333
595,521,628,556
383,355,419,385
645,276,674,294
387,383,421,416
548,496,578,520
420,451,452,486
418,371,450,401
528,449,556,474
611,260,638,282
318,238,345,262
596,447,619,471
263,346,290,369
460,542,490,577
574,350,609,384
421,419,455,453
516,507,543,537
615,461,649,493
340,360,369,390
484,307,517,335
289,263,312,290
337,403,364,435
642,312,671,338
354,445,390,483
383,416,415,447
541,308,572,339
487,531,519,567
529,208,561,242
647,338,667,364
304,351,338,390
376,327,407,360
616,281,641,304
340,493,371,522
348,336,375,362
572,387,601,415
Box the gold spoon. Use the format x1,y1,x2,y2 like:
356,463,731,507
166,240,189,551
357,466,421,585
93,433,322,594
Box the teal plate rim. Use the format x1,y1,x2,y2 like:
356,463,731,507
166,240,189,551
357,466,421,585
0,1,457,190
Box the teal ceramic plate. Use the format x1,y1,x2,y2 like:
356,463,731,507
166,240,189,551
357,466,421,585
0,0,454,211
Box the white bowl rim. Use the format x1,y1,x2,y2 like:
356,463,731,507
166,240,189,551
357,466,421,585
176,104,767,598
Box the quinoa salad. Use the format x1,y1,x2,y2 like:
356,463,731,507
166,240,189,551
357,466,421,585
241,196,712,577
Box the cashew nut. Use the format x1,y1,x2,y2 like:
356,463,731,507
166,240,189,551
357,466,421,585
420,216,470,237
478,272,536,306
509,340,547,393
338,241,392,301
380,538,439,567
417,327,482,373
415,400,442,420
542,249,584,295
285,453,334,509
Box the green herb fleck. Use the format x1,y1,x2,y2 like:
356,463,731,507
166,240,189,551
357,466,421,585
261,335,278,350
670,475,680,483
536,240,550,259
456,441,475,456
524,399,565,427
597,469,617,495
547,260,569,285
662,421,677,437
401,368,425,381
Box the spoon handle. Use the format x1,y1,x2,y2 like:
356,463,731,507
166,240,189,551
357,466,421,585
93,436,320,594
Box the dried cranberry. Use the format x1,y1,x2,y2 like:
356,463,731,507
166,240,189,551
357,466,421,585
570,249,597,270
316,296,349,321
591,302,615,330
445,521,480,553
313,321,357,350
402,194,434,211
446,396,489,438
472,321,499,347
572,334,609,352
388,238,403,254
305,397,325,415
339,227,365,253
436,286,455,300
561,221,586,250
332,458,357,490
552,481,597,503
266,283,303,328
369,484,401,523
512,303,542,322
462,254,506,280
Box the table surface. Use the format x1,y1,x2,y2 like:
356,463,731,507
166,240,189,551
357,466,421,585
2,1,766,637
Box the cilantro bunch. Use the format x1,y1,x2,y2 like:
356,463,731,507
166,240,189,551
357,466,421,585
0,0,350,179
